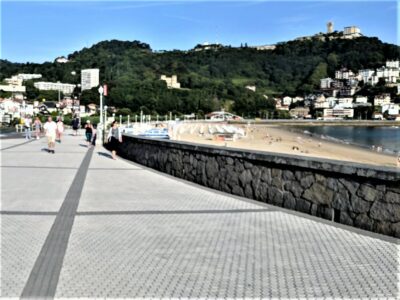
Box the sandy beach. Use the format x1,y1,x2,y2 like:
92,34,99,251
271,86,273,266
173,123,398,168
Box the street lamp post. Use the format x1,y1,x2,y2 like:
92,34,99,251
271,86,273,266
98,86,104,145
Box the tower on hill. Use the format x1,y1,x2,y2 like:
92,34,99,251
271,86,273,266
327,21,334,34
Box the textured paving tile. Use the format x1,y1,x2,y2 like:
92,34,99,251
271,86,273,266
2,168,77,212
56,212,399,299
78,169,263,212
0,216,55,297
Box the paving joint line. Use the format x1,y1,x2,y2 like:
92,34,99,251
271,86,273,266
0,139,36,151
76,208,274,215
20,147,94,299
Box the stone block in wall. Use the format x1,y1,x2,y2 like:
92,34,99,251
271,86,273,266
303,182,334,205
339,178,359,195
374,221,393,236
239,169,252,188
283,181,303,198
354,214,374,231
300,174,314,189
370,201,400,222
232,185,244,197
296,198,311,213
260,168,272,185
384,191,400,204
350,194,371,214
339,211,354,226
244,184,254,199
357,184,383,202
391,222,400,238
332,190,350,211
283,192,296,209
268,186,283,206
254,182,269,202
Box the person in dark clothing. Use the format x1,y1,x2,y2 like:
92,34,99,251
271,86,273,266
85,120,93,146
107,121,122,160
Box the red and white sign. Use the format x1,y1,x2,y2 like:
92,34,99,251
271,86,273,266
103,84,108,96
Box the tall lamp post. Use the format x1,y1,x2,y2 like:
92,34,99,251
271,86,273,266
98,85,104,145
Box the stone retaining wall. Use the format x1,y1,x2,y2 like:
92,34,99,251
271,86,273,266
116,135,400,237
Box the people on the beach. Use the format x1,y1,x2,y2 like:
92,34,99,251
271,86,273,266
72,117,80,136
107,121,122,160
85,120,93,146
44,116,57,153
34,117,42,140
24,115,32,140
56,117,64,143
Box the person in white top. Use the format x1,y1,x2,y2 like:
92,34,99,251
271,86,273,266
43,116,57,153
56,117,64,143
24,116,32,140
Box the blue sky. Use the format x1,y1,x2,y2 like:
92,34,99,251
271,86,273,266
1,0,398,63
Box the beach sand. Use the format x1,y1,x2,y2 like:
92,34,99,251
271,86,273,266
174,124,397,168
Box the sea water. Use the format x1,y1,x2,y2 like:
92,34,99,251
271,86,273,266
294,126,400,154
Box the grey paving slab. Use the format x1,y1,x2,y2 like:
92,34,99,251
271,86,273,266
1,215,55,297
56,212,399,299
1,168,77,211
78,157,263,212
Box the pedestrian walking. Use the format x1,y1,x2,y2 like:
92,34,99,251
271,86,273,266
107,121,122,160
72,117,80,136
34,117,42,139
91,124,97,147
56,117,64,143
85,120,93,146
24,115,32,140
44,116,57,153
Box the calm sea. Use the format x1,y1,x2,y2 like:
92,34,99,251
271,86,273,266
293,126,400,154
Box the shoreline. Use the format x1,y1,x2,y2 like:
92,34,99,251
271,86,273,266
283,126,398,156
173,123,398,167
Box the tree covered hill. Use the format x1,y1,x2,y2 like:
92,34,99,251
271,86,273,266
1,36,399,117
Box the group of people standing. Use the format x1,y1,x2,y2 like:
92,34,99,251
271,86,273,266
23,116,64,143
23,115,122,159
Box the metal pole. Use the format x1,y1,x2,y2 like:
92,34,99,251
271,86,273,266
128,115,130,126
119,115,122,125
98,86,104,145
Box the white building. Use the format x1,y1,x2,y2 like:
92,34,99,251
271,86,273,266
245,85,256,92
374,94,391,106
335,69,355,80
15,74,42,81
160,75,181,89
81,69,100,91
34,81,76,94
386,60,399,69
382,103,399,115
323,106,354,119
0,85,26,93
355,96,368,103
56,56,69,63
320,78,334,89
4,77,23,86
338,97,353,108
343,26,362,39
282,96,292,106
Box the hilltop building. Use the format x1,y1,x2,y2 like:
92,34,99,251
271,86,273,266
55,56,69,63
81,69,100,91
34,81,76,94
327,21,334,34
160,75,181,89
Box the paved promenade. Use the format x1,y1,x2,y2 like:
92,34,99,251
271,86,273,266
1,131,399,299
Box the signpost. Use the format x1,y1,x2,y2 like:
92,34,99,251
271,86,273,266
98,85,104,145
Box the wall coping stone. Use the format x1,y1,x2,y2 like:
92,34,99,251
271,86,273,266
123,134,400,182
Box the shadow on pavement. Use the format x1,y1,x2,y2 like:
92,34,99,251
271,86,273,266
97,152,113,159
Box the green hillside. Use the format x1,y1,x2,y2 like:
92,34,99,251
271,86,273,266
1,36,399,117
